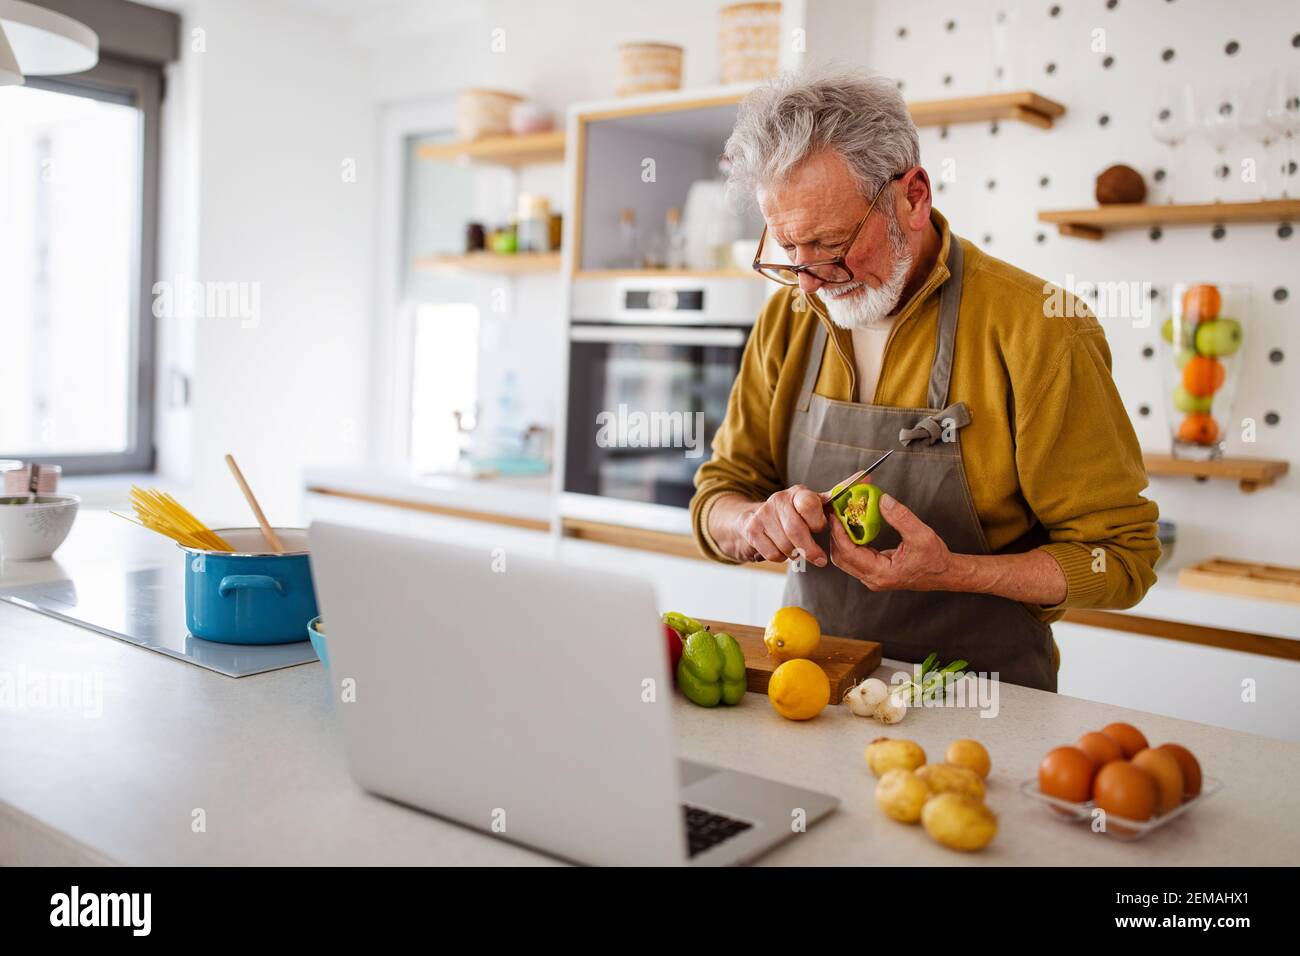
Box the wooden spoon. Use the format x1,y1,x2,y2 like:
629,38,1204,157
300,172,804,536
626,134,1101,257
224,454,285,553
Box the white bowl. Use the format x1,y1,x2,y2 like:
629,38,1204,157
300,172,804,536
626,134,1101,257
0,494,80,560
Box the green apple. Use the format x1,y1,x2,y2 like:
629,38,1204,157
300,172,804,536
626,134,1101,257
1174,346,1197,369
1162,315,1198,350
1194,317,1243,357
1173,386,1213,414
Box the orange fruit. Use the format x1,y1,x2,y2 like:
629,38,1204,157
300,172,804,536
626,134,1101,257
1177,413,1219,445
1181,355,1225,397
1182,284,1221,322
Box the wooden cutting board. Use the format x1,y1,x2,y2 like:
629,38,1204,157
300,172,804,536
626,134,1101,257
697,619,882,703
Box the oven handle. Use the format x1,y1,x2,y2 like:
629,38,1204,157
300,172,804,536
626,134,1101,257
569,325,747,347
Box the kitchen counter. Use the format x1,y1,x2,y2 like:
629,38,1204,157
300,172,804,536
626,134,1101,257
2,519,1298,864
303,466,554,528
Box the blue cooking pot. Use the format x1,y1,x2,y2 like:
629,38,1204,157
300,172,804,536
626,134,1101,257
182,528,316,645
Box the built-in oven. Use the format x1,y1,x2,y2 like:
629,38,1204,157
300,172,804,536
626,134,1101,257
562,276,771,532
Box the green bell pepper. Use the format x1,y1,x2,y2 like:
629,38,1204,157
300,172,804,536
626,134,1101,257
676,629,747,707
831,482,884,546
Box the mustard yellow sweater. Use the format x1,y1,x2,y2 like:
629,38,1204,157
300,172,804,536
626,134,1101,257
690,210,1160,623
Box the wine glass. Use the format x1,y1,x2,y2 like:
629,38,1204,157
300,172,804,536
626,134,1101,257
1265,69,1300,199
1200,84,1240,203
1150,85,1196,203
989,2,1025,91
1239,76,1279,200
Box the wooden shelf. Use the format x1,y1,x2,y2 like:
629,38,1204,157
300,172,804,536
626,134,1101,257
416,130,566,168
579,89,1065,130
1143,452,1289,492
1039,199,1300,240
415,252,562,274
573,268,763,280
1179,558,1300,604
908,91,1066,129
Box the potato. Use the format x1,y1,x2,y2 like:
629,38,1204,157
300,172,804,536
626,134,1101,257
875,768,928,824
916,762,986,802
944,739,991,779
921,793,998,851
865,738,926,777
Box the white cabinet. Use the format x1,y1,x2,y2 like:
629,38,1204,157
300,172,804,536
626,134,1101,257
1054,621,1300,743
302,492,553,558
556,537,781,625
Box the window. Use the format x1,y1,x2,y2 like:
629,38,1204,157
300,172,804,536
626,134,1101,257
0,59,161,473
409,303,479,473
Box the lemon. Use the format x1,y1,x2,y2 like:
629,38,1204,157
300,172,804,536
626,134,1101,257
767,659,830,721
763,606,821,661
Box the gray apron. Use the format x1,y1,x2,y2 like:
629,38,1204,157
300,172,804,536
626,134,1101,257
782,238,1057,691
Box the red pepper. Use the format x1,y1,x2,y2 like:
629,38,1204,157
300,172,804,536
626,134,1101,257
665,623,683,672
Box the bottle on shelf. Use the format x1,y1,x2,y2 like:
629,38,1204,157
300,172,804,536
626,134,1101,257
610,208,639,268
664,207,687,270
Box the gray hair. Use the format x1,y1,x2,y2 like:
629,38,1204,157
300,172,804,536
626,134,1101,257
724,67,920,209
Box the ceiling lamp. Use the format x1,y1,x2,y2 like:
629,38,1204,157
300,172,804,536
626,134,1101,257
0,0,99,87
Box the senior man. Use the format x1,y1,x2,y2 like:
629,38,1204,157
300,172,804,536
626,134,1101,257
691,70,1160,691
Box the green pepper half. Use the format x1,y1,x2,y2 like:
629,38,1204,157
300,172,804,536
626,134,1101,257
831,482,884,546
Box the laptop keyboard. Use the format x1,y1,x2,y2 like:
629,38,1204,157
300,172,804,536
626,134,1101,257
682,804,753,858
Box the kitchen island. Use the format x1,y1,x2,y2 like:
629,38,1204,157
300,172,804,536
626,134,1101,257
2,519,1297,865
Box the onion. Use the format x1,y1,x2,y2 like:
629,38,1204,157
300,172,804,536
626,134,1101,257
875,692,908,725
845,683,875,717
858,678,889,709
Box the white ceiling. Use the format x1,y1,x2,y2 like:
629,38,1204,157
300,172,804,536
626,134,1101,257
135,0,489,47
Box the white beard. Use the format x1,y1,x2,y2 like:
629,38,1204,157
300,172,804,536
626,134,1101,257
815,249,912,330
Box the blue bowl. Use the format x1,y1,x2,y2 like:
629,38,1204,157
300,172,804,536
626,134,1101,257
307,616,329,669
182,528,317,645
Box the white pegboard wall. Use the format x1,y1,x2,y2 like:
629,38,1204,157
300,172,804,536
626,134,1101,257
862,0,1299,570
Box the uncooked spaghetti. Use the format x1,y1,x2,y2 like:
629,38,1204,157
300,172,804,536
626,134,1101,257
114,486,234,551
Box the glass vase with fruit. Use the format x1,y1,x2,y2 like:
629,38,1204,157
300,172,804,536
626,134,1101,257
1160,283,1247,461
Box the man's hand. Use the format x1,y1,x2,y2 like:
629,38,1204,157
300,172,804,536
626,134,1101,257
828,493,955,590
713,485,830,567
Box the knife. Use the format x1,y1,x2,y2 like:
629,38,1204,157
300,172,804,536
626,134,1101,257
819,449,894,503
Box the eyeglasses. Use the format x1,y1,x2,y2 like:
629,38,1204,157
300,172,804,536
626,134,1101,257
751,172,906,286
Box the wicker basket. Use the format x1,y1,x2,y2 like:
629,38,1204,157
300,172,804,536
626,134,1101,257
719,2,781,85
616,42,683,97
456,88,524,141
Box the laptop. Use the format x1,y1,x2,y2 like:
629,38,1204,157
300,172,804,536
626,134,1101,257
308,521,838,866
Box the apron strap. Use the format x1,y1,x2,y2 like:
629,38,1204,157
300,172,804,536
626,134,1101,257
795,320,828,413
899,401,971,446
926,237,965,410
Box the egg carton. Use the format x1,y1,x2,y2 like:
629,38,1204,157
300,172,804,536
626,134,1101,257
1018,777,1223,841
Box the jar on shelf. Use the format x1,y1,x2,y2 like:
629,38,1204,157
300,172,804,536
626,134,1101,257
1159,283,1248,461
516,194,551,253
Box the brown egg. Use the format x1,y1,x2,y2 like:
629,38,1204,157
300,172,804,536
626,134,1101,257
1038,746,1095,804
1159,743,1203,799
1094,761,1158,832
1101,722,1149,759
1077,731,1124,769
1131,748,1185,814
